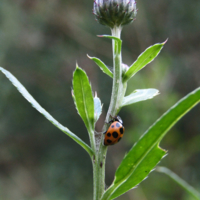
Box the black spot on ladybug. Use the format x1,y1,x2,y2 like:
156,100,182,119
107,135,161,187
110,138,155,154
107,132,111,137
112,132,118,138
107,139,112,143
116,122,121,127
103,116,125,146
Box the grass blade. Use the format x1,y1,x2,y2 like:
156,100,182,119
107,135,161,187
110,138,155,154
156,166,200,200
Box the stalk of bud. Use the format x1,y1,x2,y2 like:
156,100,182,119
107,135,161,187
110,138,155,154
93,0,137,29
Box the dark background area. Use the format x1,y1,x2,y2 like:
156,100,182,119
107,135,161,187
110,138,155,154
0,0,199,199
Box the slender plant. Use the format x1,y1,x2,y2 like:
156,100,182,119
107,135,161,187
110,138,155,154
0,0,200,199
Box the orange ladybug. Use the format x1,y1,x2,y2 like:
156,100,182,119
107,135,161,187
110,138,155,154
104,116,125,146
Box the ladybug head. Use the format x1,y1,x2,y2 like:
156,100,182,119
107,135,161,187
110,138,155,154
115,115,123,125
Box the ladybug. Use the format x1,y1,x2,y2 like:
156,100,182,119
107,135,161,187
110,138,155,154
104,116,125,146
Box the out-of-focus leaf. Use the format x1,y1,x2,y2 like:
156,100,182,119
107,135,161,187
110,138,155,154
0,67,94,157
156,166,200,200
123,40,167,82
87,55,113,78
121,89,159,107
73,65,94,132
94,92,102,123
101,87,200,200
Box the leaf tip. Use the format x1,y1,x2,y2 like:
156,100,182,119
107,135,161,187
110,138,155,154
162,38,168,45
158,145,168,154
76,62,80,69
87,54,91,59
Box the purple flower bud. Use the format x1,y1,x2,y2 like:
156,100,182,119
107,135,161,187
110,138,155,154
93,0,137,29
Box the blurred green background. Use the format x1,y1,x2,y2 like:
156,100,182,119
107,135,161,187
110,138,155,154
0,0,199,200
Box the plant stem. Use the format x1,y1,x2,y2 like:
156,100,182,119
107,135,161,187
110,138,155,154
107,26,123,118
93,26,125,200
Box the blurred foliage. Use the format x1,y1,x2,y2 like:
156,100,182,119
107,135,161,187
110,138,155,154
0,0,199,200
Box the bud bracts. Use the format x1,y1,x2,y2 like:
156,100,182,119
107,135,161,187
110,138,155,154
93,0,137,28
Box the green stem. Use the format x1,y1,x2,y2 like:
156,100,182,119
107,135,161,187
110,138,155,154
107,26,123,117
89,128,96,153
93,26,126,200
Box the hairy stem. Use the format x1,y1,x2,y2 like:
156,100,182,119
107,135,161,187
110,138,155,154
93,26,126,200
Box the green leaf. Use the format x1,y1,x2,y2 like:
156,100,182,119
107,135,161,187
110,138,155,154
98,35,122,54
101,87,200,200
156,166,200,200
73,65,95,132
121,89,159,107
94,92,102,123
123,40,167,82
87,55,113,78
0,67,94,157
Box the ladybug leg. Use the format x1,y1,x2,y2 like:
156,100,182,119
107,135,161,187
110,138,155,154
106,114,114,123
104,114,116,124
105,119,114,125
109,114,114,119
108,120,113,123
109,114,118,122
110,114,118,118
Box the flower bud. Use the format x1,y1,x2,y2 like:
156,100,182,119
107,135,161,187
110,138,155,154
93,0,137,29
122,63,129,74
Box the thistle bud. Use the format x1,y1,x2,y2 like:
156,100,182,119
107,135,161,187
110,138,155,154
93,0,137,29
